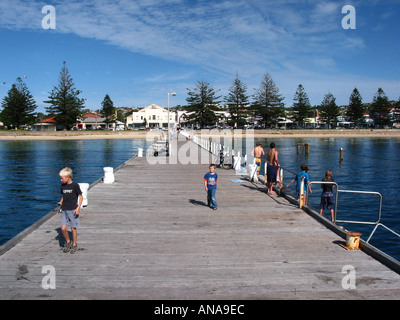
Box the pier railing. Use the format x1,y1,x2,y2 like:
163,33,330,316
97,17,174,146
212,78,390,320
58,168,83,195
279,166,400,271
272,164,400,247
304,184,400,245
180,129,244,169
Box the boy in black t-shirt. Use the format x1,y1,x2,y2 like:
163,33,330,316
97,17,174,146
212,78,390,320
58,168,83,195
58,167,83,254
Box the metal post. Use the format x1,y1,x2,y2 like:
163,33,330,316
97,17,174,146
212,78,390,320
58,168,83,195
299,176,304,208
167,92,176,157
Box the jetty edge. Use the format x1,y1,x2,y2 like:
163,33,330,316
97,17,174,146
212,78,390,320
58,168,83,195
0,155,135,256
0,137,399,299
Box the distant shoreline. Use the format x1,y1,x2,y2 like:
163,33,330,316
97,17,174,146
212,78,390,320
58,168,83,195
1,129,400,141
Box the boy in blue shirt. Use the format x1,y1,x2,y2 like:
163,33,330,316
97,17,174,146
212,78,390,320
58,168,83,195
203,164,218,210
287,163,312,200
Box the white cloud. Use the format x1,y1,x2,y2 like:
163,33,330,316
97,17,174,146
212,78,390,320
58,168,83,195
314,1,340,16
1,0,398,107
0,1,348,70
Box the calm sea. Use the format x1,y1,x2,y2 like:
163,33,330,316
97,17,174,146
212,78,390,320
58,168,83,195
0,136,399,261
0,139,150,246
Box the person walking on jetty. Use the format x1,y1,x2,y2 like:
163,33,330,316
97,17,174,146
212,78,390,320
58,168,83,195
266,143,279,195
319,170,336,222
251,141,265,177
287,163,312,200
58,167,83,254
203,164,218,210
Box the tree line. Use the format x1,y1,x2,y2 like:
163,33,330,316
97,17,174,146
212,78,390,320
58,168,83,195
185,74,399,129
1,62,399,130
0,62,117,130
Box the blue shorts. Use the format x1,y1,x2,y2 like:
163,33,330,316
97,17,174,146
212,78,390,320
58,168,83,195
61,210,80,228
320,193,334,210
267,163,277,183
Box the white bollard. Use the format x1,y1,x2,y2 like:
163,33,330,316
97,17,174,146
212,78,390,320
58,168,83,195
78,183,89,207
103,167,115,184
138,148,143,157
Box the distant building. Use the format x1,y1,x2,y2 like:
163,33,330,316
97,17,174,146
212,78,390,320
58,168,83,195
127,104,176,129
33,116,59,131
77,113,124,130
77,113,106,130
82,112,102,119
391,108,400,128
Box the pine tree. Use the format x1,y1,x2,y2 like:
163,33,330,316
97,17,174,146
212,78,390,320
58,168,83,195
252,72,284,128
292,84,312,127
44,61,85,130
347,88,364,124
224,74,249,128
319,93,339,128
101,94,116,129
370,88,391,127
185,80,221,128
0,77,37,128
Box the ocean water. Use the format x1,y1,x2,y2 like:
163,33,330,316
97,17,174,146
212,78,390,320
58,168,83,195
0,136,399,262
0,139,150,246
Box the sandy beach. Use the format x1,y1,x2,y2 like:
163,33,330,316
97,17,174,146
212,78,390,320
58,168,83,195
1,129,400,140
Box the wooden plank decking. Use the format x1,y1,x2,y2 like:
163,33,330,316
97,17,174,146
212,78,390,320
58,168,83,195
0,137,400,300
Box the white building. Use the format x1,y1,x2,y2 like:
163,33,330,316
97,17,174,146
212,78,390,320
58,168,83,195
127,104,176,129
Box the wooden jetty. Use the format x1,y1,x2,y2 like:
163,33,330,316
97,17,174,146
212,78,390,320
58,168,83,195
0,137,400,300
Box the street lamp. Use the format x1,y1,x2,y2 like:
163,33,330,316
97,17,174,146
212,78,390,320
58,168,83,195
167,92,176,141
167,92,176,157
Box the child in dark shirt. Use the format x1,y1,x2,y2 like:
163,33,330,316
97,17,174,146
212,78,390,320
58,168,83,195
319,170,335,222
58,167,83,254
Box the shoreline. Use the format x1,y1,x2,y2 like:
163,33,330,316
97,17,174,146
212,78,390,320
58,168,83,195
1,129,400,140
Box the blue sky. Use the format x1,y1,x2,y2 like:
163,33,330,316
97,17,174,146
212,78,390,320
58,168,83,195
0,0,399,114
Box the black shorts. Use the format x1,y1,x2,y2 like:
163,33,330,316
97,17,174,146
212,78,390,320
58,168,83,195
320,192,334,210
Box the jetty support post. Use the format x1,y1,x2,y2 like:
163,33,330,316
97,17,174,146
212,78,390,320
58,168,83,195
305,143,310,155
